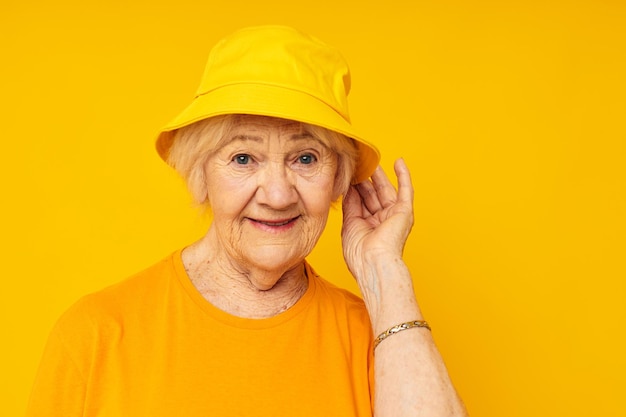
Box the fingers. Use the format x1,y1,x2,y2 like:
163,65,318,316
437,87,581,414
394,158,414,205
355,179,383,215
356,160,413,213
354,167,392,214
342,184,369,221
371,165,400,209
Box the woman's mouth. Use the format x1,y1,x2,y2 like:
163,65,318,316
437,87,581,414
258,219,293,226
247,216,300,231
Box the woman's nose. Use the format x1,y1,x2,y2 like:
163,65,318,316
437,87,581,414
256,163,298,208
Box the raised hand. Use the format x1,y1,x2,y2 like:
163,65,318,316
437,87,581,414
341,159,415,282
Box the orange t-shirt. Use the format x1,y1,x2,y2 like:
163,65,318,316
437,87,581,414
26,250,374,416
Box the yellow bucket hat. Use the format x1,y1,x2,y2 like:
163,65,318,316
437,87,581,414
155,25,380,183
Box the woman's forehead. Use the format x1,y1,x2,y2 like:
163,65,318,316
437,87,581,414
225,115,327,146
231,115,303,132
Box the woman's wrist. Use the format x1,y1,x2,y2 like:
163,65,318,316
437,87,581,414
354,255,424,335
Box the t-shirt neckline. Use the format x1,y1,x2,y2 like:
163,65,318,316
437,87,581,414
171,248,318,330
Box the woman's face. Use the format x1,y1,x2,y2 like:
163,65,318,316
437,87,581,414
204,115,338,287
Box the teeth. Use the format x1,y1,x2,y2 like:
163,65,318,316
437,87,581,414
260,219,292,226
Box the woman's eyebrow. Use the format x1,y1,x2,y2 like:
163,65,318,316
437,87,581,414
290,132,314,141
229,134,264,143
290,132,328,147
227,132,324,146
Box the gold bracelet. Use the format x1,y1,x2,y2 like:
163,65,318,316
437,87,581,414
373,320,431,350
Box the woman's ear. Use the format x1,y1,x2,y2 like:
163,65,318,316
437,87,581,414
186,162,209,206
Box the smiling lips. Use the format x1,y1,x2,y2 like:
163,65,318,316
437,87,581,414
248,216,300,228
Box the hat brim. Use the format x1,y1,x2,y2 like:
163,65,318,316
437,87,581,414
156,83,380,184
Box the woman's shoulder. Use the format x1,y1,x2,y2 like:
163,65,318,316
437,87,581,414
306,264,369,317
306,264,373,345
53,250,182,334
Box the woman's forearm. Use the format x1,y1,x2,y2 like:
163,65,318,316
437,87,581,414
358,256,469,417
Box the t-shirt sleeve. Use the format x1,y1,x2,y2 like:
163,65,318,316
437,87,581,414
25,325,87,417
368,342,375,411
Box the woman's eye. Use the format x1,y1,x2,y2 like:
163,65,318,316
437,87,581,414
298,153,317,165
233,154,251,165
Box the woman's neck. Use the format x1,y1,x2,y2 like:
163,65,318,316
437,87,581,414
181,235,309,319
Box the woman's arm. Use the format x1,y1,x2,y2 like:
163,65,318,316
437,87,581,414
342,159,468,417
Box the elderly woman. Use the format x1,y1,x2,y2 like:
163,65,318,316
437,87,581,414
27,26,467,417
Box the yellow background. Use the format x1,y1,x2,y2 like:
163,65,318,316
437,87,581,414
2,1,625,416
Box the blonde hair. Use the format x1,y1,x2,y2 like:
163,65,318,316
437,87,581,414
167,114,358,207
